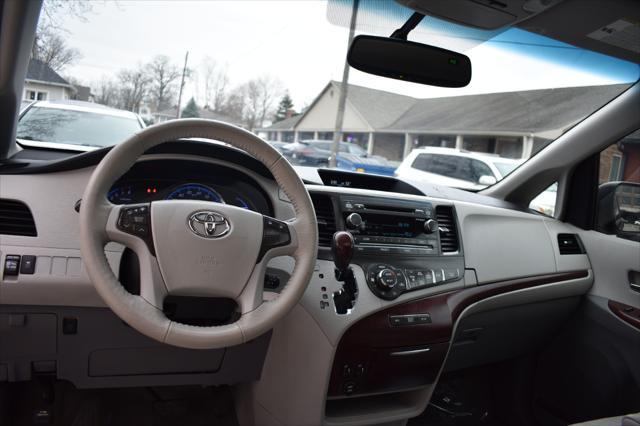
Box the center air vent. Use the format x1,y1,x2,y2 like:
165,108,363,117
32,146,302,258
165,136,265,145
557,233,584,255
310,194,336,247
0,199,37,237
435,205,459,253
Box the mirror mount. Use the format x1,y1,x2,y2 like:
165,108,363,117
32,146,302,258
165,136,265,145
390,12,425,40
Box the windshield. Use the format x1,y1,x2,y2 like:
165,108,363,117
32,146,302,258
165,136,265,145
29,0,639,188
493,162,520,178
17,106,142,148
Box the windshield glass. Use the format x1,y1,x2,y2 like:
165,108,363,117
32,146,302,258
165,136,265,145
17,106,141,148
493,162,520,178
29,0,639,189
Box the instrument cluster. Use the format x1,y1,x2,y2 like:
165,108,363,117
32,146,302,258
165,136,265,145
106,160,273,215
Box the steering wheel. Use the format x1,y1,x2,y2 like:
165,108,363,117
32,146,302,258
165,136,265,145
79,119,318,349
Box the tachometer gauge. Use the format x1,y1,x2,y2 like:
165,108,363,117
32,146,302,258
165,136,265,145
165,183,224,203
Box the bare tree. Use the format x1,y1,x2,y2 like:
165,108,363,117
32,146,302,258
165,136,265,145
118,67,150,112
200,57,229,112
32,30,81,71
31,0,94,71
222,88,246,124
235,75,282,130
146,55,181,111
93,77,120,108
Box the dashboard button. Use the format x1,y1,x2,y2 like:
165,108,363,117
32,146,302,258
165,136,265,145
3,255,20,276
444,268,460,281
19,255,36,275
434,269,445,283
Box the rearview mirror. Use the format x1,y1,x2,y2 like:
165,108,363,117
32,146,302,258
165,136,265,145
597,181,640,242
347,35,472,88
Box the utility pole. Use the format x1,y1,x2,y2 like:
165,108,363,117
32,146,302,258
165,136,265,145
176,51,189,119
329,0,359,168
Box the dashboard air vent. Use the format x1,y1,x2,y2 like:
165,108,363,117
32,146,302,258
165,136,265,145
436,205,459,253
0,199,37,237
557,233,584,255
311,194,336,247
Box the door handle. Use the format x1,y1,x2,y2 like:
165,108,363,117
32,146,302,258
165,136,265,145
630,270,640,293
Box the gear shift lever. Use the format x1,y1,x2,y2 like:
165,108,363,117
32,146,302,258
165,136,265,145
332,231,354,280
331,231,358,314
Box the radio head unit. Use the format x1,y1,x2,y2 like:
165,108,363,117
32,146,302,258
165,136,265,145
340,197,440,255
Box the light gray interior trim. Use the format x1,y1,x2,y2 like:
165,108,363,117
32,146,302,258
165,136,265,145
579,230,640,308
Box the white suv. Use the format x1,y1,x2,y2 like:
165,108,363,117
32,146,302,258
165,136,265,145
395,147,522,190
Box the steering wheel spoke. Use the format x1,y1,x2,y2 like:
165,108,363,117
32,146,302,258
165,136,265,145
105,203,156,255
257,215,299,260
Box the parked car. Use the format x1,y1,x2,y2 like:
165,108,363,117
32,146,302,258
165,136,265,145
16,100,145,151
282,139,397,175
266,140,289,153
395,147,522,190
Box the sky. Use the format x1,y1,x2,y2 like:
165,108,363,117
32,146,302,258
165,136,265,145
55,0,639,112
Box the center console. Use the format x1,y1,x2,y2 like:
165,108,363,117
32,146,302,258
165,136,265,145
339,196,464,301
322,194,465,400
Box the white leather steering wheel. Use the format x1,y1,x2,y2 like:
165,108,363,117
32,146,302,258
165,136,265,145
79,119,318,349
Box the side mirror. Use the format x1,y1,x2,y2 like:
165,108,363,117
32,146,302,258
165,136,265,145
478,175,497,186
597,181,640,242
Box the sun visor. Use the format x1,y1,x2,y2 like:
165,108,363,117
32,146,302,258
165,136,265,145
326,0,507,52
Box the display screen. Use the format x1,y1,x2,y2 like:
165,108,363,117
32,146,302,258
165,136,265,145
352,213,424,238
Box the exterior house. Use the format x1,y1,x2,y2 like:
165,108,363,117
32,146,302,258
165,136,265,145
262,114,302,142
600,129,640,184
256,81,629,162
23,58,75,102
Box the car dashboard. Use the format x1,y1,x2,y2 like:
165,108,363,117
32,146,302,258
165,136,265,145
0,141,594,426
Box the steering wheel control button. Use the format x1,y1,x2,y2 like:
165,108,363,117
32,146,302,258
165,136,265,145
3,255,20,276
117,203,155,255
257,217,291,262
19,255,36,275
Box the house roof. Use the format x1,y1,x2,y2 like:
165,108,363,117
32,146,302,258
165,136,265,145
385,84,630,134
333,81,417,129
265,114,302,130
258,81,631,137
25,58,72,87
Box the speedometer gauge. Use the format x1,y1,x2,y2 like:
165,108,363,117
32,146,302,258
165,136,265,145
165,183,224,203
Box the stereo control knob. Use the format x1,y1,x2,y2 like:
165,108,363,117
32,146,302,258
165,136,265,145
424,218,438,234
346,213,363,229
376,269,397,290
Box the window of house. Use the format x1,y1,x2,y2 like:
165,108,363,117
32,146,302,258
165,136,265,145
609,155,622,181
25,90,48,101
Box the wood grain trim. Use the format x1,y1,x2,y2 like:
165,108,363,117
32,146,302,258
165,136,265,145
447,270,589,323
608,300,640,330
328,270,589,397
